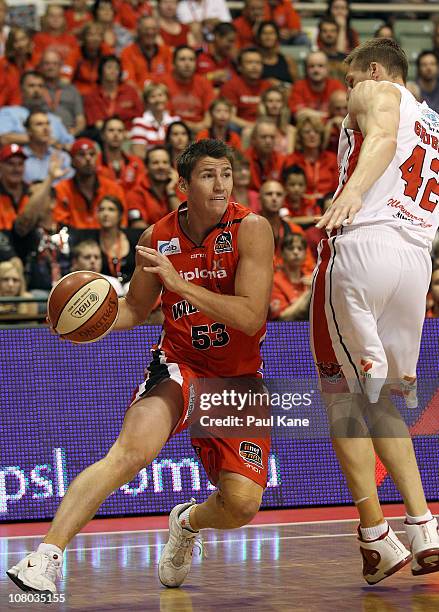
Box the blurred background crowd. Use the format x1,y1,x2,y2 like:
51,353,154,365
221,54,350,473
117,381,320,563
0,0,439,325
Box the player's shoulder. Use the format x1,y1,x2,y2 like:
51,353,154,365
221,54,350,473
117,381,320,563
238,213,274,251
352,80,401,104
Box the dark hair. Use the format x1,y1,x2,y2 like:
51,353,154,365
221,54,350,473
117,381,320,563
345,38,408,83
91,0,113,20
20,70,44,87
318,16,339,32
173,44,196,64
281,164,307,183
282,233,307,251
24,109,49,129
326,0,355,49
177,139,234,182
5,27,31,63
209,97,233,114
237,47,262,65
101,115,125,132
213,22,236,37
145,145,171,166
256,20,280,44
97,55,122,84
97,194,124,216
416,50,438,71
165,121,192,145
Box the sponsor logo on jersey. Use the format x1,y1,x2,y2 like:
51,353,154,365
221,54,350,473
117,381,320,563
72,292,99,318
214,231,233,254
178,267,228,281
172,300,199,321
157,238,181,256
239,441,263,469
317,361,343,384
360,358,373,380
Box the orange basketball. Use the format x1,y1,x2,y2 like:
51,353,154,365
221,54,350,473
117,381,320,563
47,271,119,343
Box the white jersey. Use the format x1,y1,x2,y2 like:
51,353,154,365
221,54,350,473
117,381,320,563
336,82,439,248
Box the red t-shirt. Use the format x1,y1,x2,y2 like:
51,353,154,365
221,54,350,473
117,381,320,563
0,183,29,231
159,25,190,48
97,152,146,191
155,72,215,124
284,150,339,200
127,178,175,225
220,74,271,122
232,16,256,49
0,56,36,97
284,196,321,218
64,9,92,34
246,146,285,191
114,0,152,31
65,44,114,94
196,128,242,151
288,78,345,117
84,83,143,129
121,43,172,91
32,32,80,64
271,218,315,276
196,51,235,88
269,268,307,320
265,0,301,31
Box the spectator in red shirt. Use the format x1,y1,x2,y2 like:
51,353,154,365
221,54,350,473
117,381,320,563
196,99,242,151
127,145,180,227
115,0,152,33
325,0,359,54
324,88,347,154
285,110,338,201
220,47,271,129
269,233,311,321
121,16,172,93
231,150,260,213
233,0,264,49
281,164,321,223
288,51,345,120
155,45,215,133
245,117,285,190
158,0,194,49
426,269,439,318
33,4,80,65
98,116,145,191
64,0,92,36
66,22,113,95
264,0,303,45
0,27,37,101
84,55,143,131
196,22,237,91
165,121,192,169
53,138,128,228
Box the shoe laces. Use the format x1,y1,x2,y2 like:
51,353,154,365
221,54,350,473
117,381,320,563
42,554,63,583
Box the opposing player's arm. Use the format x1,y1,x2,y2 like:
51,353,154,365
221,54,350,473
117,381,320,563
136,214,274,336
317,81,400,230
113,226,162,330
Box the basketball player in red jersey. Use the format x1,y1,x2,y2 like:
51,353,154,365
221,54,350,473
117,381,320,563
311,39,439,584
7,140,274,596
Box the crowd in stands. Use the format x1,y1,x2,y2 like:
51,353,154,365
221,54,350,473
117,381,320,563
0,0,439,323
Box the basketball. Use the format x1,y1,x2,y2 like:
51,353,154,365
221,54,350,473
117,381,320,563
47,271,119,343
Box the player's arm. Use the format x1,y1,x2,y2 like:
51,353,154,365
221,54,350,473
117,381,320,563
136,214,274,336
113,226,162,330
317,80,400,231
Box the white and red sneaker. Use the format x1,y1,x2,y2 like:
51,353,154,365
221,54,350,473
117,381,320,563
358,525,412,584
405,517,439,576
7,549,62,594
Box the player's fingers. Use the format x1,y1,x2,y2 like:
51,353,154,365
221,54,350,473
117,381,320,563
315,209,333,228
142,266,160,274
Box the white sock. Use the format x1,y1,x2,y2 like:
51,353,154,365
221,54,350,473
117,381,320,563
360,520,388,541
37,543,63,560
405,510,433,524
178,505,198,532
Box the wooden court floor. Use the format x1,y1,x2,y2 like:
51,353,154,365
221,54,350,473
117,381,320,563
1,518,439,611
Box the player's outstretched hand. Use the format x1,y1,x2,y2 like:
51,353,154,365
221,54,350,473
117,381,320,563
136,245,183,293
316,189,362,231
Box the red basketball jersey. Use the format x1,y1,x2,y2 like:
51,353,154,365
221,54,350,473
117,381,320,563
151,201,266,375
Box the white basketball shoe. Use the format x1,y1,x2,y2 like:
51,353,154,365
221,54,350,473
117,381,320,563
358,525,412,584
7,549,62,594
158,499,203,588
405,517,439,576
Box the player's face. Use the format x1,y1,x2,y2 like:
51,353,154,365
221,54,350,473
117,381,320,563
240,52,263,81
28,113,51,144
147,150,172,183
97,199,121,228
75,246,102,273
260,181,284,212
285,174,306,201
103,120,125,148
186,156,233,215
306,53,328,83
0,269,21,296
174,50,196,79
345,62,371,96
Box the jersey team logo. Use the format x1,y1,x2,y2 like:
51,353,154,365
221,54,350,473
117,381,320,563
239,441,263,468
317,361,343,384
157,237,181,256
214,231,233,254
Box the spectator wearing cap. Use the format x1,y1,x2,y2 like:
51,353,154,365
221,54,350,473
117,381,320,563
245,117,285,191
98,117,145,191
23,110,73,185
121,16,172,93
288,51,345,121
269,233,311,321
0,71,74,149
84,55,143,133
416,51,439,114
196,22,237,92
53,138,128,229
0,144,59,232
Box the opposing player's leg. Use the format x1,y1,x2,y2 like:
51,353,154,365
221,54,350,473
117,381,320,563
7,380,184,595
158,470,263,587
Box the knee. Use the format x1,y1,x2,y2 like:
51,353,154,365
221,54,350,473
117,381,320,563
105,444,148,482
221,494,261,528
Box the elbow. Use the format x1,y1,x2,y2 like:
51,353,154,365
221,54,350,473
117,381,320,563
240,313,266,337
